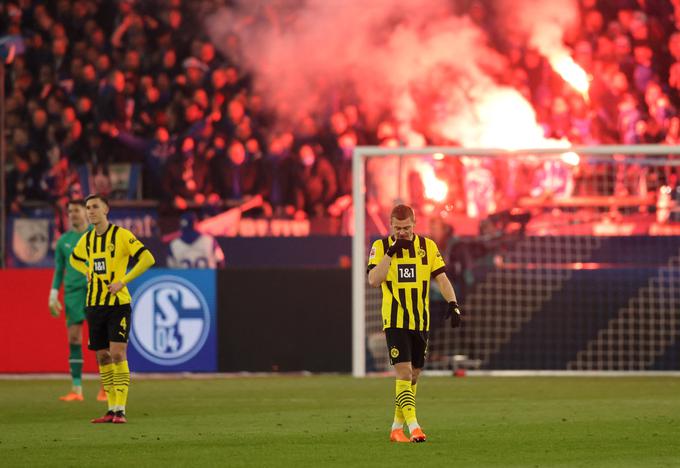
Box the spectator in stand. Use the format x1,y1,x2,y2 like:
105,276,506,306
163,137,217,211
75,95,96,130
165,8,193,58
328,131,357,227
7,155,41,214
221,98,247,138
211,139,266,211
632,44,655,93
263,133,296,217
181,56,209,91
199,41,220,73
134,82,166,134
110,126,176,199
97,69,128,129
29,107,51,156
292,143,337,220
45,147,83,232
60,117,89,165
618,92,642,144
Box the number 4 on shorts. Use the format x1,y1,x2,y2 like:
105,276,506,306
120,317,127,330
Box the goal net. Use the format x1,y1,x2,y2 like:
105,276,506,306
352,145,680,376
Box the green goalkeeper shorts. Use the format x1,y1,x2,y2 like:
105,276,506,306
64,289,87,327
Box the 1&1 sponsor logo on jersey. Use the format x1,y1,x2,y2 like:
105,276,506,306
130,275,210,366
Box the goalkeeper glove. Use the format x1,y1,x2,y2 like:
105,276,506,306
386,238,413,257
49,289,62,317
447,301,462,328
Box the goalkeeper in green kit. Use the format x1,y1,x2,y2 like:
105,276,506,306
49,199,106,402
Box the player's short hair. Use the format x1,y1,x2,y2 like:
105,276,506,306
85,194,109,207
390,204,415,222
67,198,86,208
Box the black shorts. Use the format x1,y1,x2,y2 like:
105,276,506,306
86,304,132,351
385,328,429,368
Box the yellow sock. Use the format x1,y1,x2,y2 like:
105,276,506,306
393,404,405,425
395,379,418,429
393,382,418,425
98,363,115,411
112,360,130,412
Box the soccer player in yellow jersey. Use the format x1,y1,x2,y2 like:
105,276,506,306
367,204,462,443
69,194,155,424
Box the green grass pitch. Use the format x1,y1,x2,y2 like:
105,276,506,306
1,376,679,467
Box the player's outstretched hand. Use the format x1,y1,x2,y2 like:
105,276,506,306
448,301,462,328
386,238,413,257
49,289,62,318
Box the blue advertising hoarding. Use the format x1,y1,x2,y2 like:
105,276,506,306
108,207,158,238
6,207,157,268
127,269,217,372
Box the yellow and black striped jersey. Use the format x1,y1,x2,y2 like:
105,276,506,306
70,224,149,307
367,235,447,331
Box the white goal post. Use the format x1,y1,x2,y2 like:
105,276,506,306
352,144,680,377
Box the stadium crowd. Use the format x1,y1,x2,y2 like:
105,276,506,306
3,0,680,230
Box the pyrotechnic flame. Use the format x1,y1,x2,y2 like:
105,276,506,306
421,165,448,202
560,151,580,166
439,87,573,150
549,55,589,98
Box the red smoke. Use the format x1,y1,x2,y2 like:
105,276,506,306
205,0,582,149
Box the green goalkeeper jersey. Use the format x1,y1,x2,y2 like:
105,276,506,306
52,228,90,292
